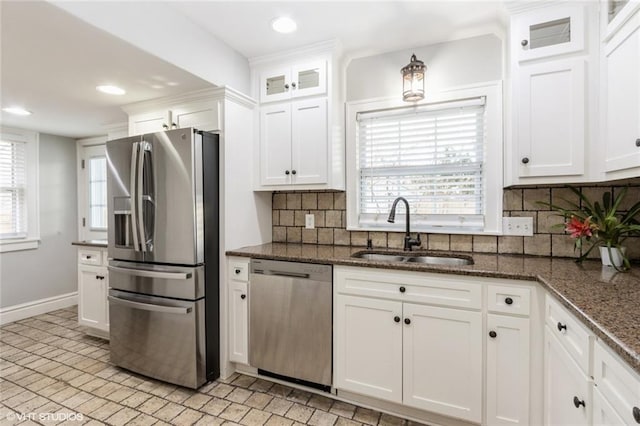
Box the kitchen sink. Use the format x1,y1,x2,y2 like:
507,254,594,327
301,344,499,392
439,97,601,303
351,251,473,266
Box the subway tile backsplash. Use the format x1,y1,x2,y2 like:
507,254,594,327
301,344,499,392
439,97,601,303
272,181,640,260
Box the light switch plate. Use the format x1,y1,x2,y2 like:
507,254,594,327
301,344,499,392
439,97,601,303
503,217,534,236
305,214,315,229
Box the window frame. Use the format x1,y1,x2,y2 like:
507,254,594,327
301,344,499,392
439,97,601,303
77,137,108,242
0,127,39,253
345,81,504,235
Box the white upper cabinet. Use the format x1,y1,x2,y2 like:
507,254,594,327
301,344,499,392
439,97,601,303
602,3,640,177
251,41,345,191
171,101,221,132
130,110,172,136
259,60,327,103
507,2,599,185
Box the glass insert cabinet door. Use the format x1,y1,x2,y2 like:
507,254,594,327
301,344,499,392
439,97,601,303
259,60,327,103
514,4,586,62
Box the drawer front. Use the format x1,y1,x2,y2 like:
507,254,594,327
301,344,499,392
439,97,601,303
335,266,482,310
78,249,103,266
545,295,593,374
228,258,249,282
487,285,531,316
594,340,640,425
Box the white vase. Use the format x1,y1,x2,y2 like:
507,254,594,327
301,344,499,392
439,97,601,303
599,246,627,267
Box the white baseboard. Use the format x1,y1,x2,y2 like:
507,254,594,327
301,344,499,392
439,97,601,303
0,292,78,325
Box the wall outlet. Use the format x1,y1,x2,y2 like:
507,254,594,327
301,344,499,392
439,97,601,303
502,217,534,236
305,214,315,229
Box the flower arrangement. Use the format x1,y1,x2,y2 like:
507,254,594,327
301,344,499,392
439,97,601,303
539,186,640,270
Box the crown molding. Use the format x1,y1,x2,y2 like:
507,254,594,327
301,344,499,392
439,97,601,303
248,39,342,67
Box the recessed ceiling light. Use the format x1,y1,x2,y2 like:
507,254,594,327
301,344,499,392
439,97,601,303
96,85,126,95
271,16,297,34
2,106,32,116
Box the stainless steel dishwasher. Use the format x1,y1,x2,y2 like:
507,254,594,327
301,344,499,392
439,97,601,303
249,259,332,390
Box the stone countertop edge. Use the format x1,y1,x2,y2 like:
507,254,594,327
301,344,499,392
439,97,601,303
226,242,640,376
72,240,107,248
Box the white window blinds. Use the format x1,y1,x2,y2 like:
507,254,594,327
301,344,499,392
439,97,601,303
357,97,486,230
0,139,27,238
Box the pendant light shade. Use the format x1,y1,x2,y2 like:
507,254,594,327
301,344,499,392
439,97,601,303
401,54,426,102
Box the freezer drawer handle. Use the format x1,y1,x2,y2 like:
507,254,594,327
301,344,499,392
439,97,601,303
108,265,192,280
108,296,192,315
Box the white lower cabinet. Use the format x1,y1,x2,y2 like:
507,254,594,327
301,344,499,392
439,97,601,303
335,295,403,403
402,303,482,422
544,327,591,425
228,257,250,365
593,387,626,425
486,314,531,425
77,247,109,336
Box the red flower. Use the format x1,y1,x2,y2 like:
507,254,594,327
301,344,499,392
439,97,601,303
565,216,597,239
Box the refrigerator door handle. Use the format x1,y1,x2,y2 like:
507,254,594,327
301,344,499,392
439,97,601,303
108,296,192,315
108,265,192,280
137,141,149,252
130,141,141,252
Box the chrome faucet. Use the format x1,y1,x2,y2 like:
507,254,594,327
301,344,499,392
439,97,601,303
387,197,421,251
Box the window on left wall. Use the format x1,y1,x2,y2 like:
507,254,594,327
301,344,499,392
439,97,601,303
0,127,39,252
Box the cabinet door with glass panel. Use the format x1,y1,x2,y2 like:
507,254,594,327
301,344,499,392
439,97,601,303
79,144,107,241
514,4,585,62
259,60,327,103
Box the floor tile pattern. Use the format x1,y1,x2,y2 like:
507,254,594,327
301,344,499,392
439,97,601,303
0,307,425,426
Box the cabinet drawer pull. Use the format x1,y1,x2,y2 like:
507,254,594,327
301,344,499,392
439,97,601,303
557,322,567,332
633,406,640,423
521,39,529,47
505,297,513,305
394,316,400,323
489,331,497,338
85,255,92,259
96,275,105,280
235,268,241,274
573,396,585,408
240,294,246,300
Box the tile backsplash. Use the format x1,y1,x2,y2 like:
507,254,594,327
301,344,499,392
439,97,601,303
272,181,640,260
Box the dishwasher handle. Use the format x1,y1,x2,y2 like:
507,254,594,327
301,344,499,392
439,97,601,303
254,270,310,279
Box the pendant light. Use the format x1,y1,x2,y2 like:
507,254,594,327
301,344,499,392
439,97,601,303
401,54,426,102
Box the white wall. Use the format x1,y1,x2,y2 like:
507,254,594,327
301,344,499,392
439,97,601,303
0,134,77,308
346,34,503,101
51,1,251,94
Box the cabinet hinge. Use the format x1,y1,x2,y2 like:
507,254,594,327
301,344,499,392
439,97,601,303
82,218,86,227
81,159,85,169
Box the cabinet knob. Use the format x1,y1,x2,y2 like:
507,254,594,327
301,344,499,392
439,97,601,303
171,122,177,129
235,268,241,274
291,170,297,175
240,294,246,300
96,275,105,280
557,322,567,332
285,170,290,175
284,83,290,90
521,157,530,164
404,318,411,325
505,297,513,305
162,123,169,130
489,331,497,338
573,396,585,408
521,39,529,47
394,316,401,323
632,406,640,423
399,286,406,293
86,255,92,259
291,82,297,88
636,138,640,147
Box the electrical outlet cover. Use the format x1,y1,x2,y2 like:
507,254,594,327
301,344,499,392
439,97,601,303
502,217,534,236
305,214,315,229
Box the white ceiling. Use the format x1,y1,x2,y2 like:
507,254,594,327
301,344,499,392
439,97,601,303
170,1,508,60
0,1,507,139
0,1,214,139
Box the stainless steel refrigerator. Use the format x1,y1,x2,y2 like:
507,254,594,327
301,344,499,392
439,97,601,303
106,127,219,389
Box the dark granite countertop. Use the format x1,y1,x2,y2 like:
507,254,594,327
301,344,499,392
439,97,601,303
72,240,107,248
226,243,640,375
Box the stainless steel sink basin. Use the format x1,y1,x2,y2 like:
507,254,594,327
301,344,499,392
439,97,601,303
351,251,473,266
